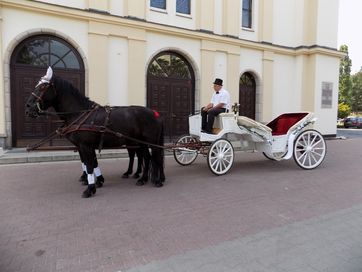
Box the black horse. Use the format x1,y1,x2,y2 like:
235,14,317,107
122,147,144,179
25,67,165,198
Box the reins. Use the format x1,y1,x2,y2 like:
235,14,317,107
37,109,94,116
27,105,169,152
28,78,169,152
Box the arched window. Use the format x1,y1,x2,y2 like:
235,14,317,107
13,35,83,70
148,52,192,80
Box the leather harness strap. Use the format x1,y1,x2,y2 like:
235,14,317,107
98,106,112,153
28,106,169,152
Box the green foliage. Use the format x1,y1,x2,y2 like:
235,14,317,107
350,70,362,112
339,45,352,104
338,102,351,118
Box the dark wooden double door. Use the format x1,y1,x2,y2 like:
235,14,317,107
239,72,256,119
148,78,193,140
10,67,83,147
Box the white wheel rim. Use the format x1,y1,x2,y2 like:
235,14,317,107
209,139,234,175
294,131,326,169
174,136,198,165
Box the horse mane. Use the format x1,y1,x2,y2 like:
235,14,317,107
52,76,95,108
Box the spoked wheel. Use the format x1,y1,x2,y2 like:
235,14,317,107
173,135,200,166
293,129,326,169
207,138,234,175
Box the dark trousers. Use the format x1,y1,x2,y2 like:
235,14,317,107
201,107,226,132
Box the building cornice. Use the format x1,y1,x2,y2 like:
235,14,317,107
1,0,344,59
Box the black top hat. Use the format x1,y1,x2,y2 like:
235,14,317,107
213,78,223,86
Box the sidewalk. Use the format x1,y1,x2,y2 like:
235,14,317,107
0,147,129,165
0,136,341,165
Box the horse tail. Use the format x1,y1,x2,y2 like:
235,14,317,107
159,118,164,165
159,119,165,182
149,117,165,186
154,110,165,176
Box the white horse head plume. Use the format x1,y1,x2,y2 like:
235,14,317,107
36,66,53,87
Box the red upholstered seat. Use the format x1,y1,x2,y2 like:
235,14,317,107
267,113,308,136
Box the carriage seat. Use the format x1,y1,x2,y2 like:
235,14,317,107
266,112,309,136
219,112,235,118
211,113,236,134
236,116,272,136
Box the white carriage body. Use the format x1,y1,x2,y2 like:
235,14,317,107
189,112,316,161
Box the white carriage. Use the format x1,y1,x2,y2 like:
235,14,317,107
173,111,327,175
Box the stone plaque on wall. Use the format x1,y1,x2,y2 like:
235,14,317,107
321,82,333,108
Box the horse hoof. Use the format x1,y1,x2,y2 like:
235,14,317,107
79,171,87,182
82,185,96,198
122,173,130,178
97,175,105,183
96,175,104,188
133,173,140,179
136,180,145,186
154,182,163,188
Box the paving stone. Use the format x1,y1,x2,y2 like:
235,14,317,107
0,139,362,271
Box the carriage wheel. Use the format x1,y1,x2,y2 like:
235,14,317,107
293,129,326,170
263,151,286,161
173,135,199,166
207,138,234,175
262,152,275,160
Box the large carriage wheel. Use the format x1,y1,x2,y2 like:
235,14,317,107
173,135,199,166
207,138,234,175
293,129,326,170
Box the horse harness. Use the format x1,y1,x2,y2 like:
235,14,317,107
29,81,165,151
55,105,115,152
28,105,166,152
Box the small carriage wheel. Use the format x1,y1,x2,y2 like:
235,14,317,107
263,151,287,161
262,152,276,161
207,138,234,175
173,135,200,166
293,129,327,170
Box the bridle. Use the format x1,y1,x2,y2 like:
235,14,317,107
31,82,55,113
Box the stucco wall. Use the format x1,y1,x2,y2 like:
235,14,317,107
0,0,342,148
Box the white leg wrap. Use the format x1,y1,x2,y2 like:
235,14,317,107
82,163,87,173
94,167,102,177
87,174,95,185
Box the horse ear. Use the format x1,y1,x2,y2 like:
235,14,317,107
44,66,53,81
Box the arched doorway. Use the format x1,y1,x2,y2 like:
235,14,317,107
239,72,256,119
10,34,85,147
147,51,195,140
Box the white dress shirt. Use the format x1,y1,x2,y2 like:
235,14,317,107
210,88,231,111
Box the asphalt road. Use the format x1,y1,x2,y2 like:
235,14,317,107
1,138,362,272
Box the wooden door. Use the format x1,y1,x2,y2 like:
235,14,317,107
147,52,194,140
239,72,256,119
10,34,84,147
148,78,192,139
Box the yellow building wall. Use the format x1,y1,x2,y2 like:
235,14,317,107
0,0,344,147
0,7,4,137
